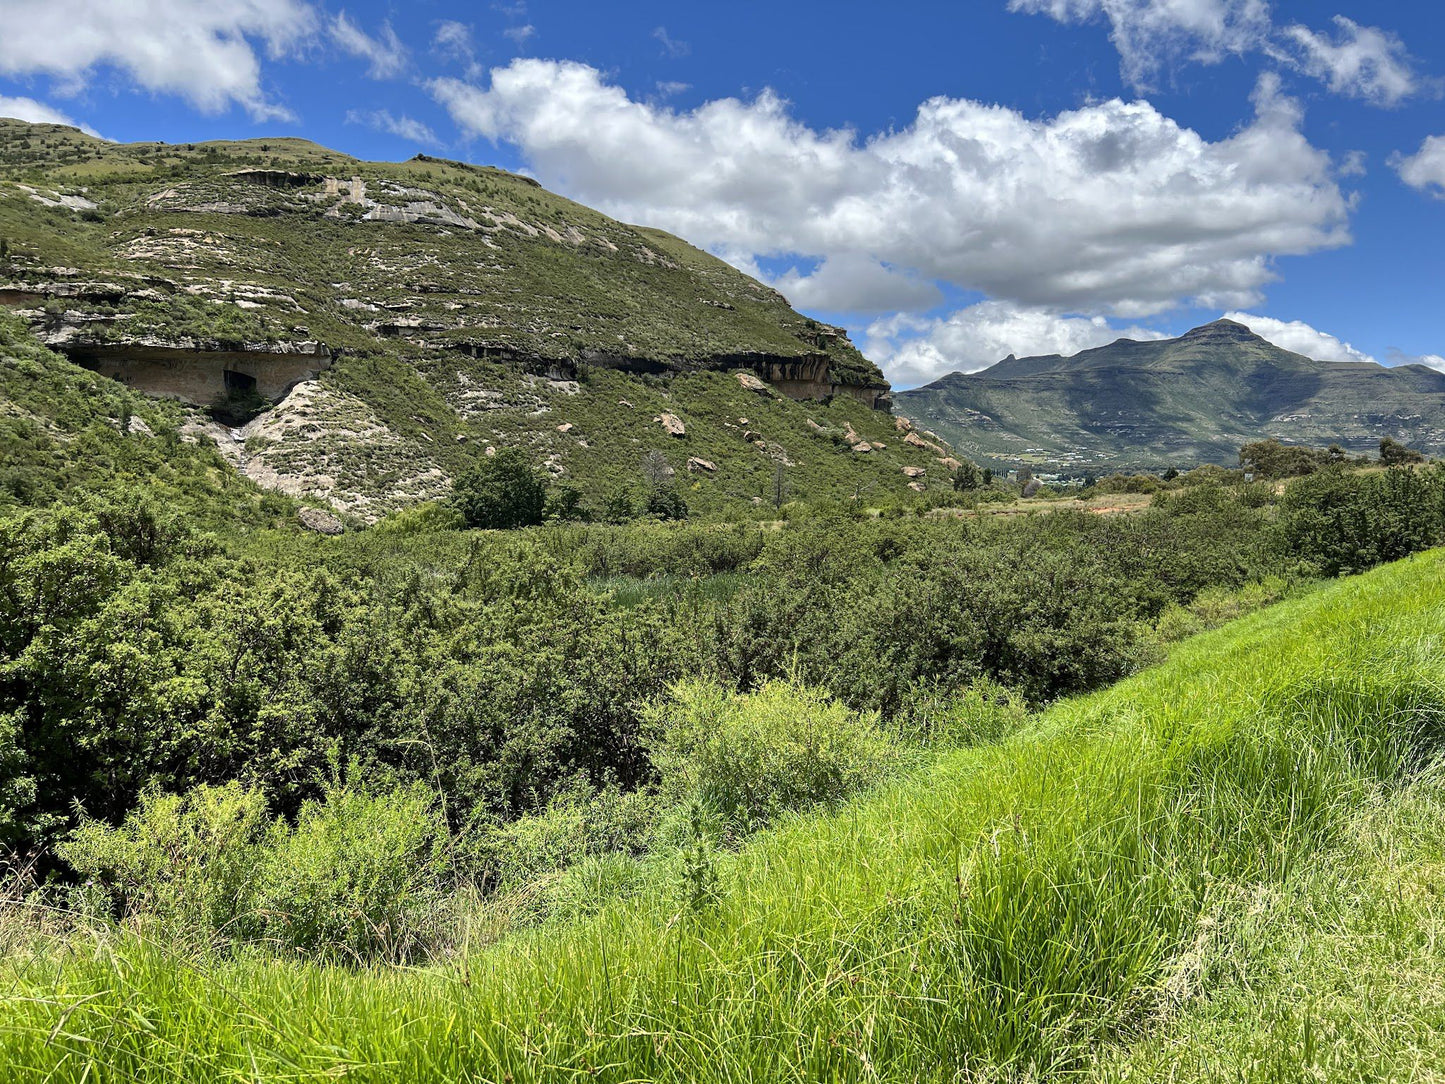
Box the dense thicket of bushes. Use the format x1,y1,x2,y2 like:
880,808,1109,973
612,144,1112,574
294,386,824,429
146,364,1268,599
4,464,1444,960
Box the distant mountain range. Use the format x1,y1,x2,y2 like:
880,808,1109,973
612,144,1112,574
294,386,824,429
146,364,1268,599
895,320,1445,471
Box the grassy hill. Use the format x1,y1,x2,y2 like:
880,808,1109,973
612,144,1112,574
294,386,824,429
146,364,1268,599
4,543,1443,1080
896,319,1445,472
0,119,957,520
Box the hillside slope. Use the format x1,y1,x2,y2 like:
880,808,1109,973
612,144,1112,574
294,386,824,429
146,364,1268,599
6,546,1443,1080
0,119,953,519
897,319,1445,471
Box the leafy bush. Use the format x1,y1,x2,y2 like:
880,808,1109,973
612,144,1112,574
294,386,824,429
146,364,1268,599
463,785,660,921
60,782,270,947
894,677,1030,749
644,484,689,521
451,448,547,529
252,781,451,961
644,681,897,831
372,500,465,534
1272,466,1445,576
62,779,452,961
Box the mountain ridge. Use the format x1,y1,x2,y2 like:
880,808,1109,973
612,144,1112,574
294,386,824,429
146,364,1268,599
897,318,1445,470
0,118,966,520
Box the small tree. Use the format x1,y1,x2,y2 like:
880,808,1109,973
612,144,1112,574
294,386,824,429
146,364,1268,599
771,464,788,509
604,484,637,524
641,451,673,487
544,484,585,522
451,448,547,529
646,484,689,521
1380,436,1425,466
953,460,981,491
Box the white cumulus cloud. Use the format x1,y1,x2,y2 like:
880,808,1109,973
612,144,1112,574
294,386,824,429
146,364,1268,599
1008,0,1270,85
0,94,102,137
865,302,1168,387
330,11,408,80
1392,135,1445,198
1012,1,1427,106
430,60,1349,319
0,0,315,120
1222,311,1376,363
1276,16,1419,107
773,256,942,315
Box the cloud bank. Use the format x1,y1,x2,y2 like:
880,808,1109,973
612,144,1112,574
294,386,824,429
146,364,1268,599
0,0,315,120
1011,0,1428,105
431,60,1349,322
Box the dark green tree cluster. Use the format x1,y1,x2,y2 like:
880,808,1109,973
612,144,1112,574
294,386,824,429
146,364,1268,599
1239,438,1350,479
1271,465,1445,576
5,461,1444,881
450,448,549,529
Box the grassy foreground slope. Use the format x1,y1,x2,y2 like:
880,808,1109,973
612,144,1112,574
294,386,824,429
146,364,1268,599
4,550,1445,1081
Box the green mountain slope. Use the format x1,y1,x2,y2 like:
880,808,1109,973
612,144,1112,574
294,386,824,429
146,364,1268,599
0,119,950,519
896,319,1445,471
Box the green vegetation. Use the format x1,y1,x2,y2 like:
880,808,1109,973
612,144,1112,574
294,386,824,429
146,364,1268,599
451,447,548,529
3,532,1444,1079
6,117,1445,1084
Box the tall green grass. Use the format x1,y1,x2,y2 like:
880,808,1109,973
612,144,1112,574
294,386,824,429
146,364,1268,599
3,550,1443,1081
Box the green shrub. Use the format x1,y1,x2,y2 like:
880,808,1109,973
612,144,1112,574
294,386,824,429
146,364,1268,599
253,781,450,961
60,782,271,947
644,680,897,832
372,500,465,534
894,677,1030,749
1272,466,1445,576
466,785,659,896
644,484,689,521
464,786,660,921
60,780,452,962
451,448,547,529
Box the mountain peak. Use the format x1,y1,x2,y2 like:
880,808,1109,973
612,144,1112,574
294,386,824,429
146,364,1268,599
1178,319,1264,345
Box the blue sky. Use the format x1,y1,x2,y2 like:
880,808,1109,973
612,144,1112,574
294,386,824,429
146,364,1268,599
1,0,1441,386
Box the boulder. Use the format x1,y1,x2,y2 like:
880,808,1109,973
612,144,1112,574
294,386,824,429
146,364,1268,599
687,456,717,472
908,481,926,492
656,412,686,437
894,415,914,432
736,371,769,393
851,441,873,454
902,466,926,478
556,422,575,433
904,431,948,456
298,507,344,535
618,399,633,408
743,430,761,442
937,456,962,472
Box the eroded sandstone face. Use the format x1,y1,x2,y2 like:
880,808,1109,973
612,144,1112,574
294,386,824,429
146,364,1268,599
67,340,331,405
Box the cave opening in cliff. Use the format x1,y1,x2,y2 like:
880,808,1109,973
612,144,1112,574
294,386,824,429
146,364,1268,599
223,369,257,392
